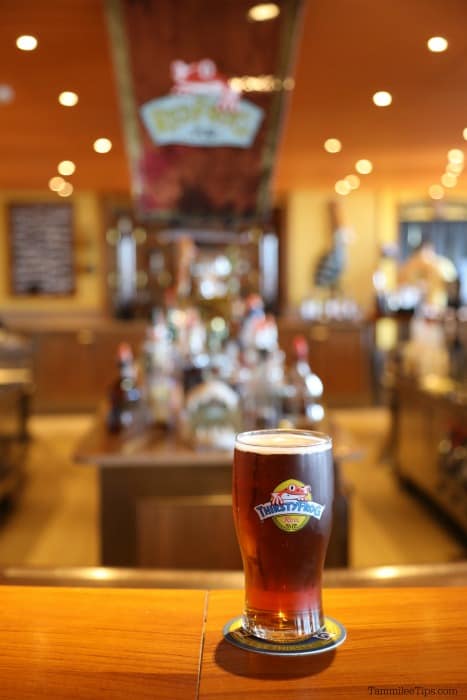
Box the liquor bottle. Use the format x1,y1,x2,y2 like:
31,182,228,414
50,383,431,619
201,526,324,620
141,314,181,430
283,335,324,426
180,308,208,395
242,348,284,430
447,319,465,385
107,343,141,433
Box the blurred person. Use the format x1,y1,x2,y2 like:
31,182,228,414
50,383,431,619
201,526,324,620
398,237,458,310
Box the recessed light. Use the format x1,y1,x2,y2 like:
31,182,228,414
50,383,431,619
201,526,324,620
58,160,76,176
447,148,464,164
441,172,457,188
58,182,74,197
355,159,373,175
345,174,360,189
446,161,463,174
427,36,448,53
463,128,467,141
247,3,280,21
0,85,14,104
49,176,65,192
58,91,79,107
324,138,342,154
335,180,351,196
16,35,38,51
429,184,444,200
372,91,392,107
93,138,112,154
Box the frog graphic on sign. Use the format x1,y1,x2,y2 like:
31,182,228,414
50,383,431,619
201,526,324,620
140,58,264,148
254,478,325,533
170,59,240,112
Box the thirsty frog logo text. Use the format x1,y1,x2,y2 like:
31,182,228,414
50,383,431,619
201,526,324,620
254,478,325,532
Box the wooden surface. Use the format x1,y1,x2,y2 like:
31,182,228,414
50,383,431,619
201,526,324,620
0,586,465,699
75,413,232,566
74,417,353,568
97,463,235,566
111,0,302,224
75,416,354,568
75,422,231,468
394,376,467,535
0,586,207,700
8,317,375,414
4,2,467,193
26,328,146,414
278,318,375,406
0,368,32,500
137,496,243,570
74,412,359,468
200,588,467,698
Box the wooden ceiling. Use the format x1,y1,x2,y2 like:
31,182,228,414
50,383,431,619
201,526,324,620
1,0,467,195
277,0,467,191
0,0,126,192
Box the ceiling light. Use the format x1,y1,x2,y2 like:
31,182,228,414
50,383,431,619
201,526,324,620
429,184,444,200
0,85,14,104
447,148,464,164
355,159,373,174
58,160,76,176
335,180,351,196
49,176,65,192
324,138,342,154
93,138,112,154
247,3,280,21
230,75,282,93
16,35,38,51
282,77,295,90
58,91,79,107
57,182,74,197
441,172,457,188
463,128,467,141
345,174,360,189
372,91,392,107
427,36,448,53
446,161,463,174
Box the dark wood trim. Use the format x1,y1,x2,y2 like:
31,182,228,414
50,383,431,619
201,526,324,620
272,201,289,315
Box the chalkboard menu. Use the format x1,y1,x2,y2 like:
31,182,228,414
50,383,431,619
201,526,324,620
9,203,75,295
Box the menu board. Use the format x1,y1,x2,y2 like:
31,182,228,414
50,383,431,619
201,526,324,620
9,203,75,295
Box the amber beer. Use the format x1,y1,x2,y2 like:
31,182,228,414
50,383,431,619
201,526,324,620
233,429,334,641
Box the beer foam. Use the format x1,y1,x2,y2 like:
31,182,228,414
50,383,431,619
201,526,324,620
235,430,332,454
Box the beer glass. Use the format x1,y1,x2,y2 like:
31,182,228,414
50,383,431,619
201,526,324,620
233,429,334,642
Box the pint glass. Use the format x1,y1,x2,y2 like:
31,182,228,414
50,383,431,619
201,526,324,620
233,429,334,642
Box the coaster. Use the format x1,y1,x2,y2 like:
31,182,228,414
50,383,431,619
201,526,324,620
223,615,346,656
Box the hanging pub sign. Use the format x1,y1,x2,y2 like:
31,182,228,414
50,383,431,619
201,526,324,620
140,59,263,148
106,0,304,226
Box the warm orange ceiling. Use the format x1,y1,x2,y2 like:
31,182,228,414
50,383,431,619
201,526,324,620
275,0,467,192
1,0,467,195
0,0,127,192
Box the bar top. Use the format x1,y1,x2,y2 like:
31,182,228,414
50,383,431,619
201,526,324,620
73,419,233,468
74,415,360,468
0,586,465,698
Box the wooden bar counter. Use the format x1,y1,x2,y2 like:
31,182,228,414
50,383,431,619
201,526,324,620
394,375,467,535
0,585,465,699
74,423,236,568
75,419,355,569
